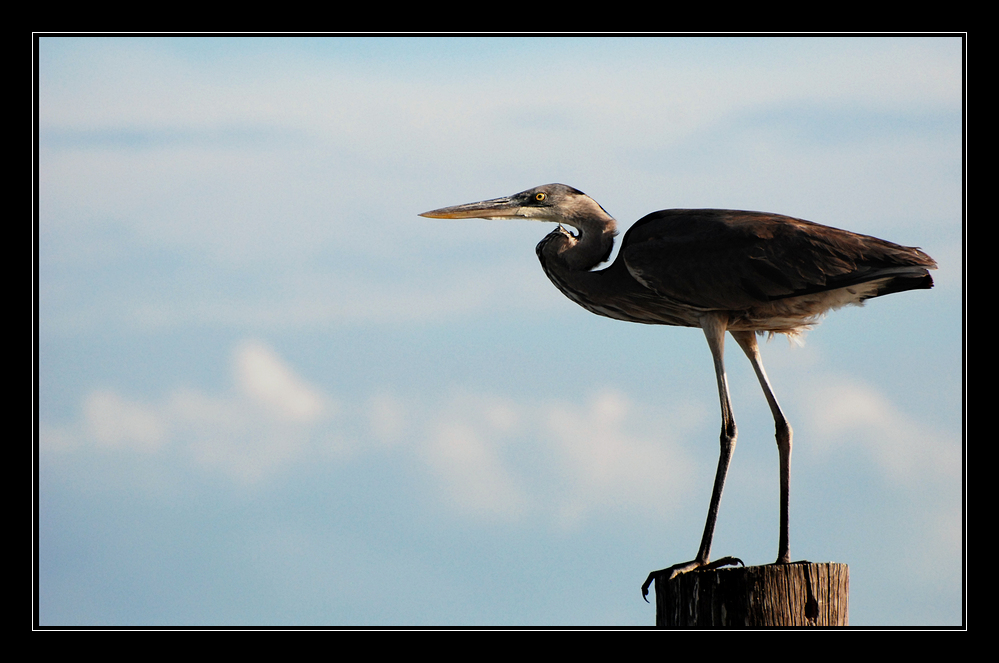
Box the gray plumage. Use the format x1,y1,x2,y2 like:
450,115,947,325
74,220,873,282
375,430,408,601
420,183,936,599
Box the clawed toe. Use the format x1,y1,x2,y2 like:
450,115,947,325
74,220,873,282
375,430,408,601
642,556,745,602
702,556,744,571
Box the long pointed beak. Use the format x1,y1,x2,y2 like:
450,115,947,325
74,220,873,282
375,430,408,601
419,196,525,220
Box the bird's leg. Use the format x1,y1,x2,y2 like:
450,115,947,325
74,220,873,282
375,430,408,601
731,331,792,565
693,314,739,564
642,314,744,600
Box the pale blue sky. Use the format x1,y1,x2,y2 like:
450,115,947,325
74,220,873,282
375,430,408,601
38,36,963,626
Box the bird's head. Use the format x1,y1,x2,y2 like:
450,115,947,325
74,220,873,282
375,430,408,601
419,184,616,236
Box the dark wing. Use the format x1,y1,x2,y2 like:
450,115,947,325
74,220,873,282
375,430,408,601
621,210,936,311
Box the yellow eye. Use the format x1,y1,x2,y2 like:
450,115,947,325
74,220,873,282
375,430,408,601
535,192,546,202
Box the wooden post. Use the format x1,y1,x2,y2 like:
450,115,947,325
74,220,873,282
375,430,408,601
654,562,848,627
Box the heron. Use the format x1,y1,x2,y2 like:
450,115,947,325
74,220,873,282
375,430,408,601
419,183,936,600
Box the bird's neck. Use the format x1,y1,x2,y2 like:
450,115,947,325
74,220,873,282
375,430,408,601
540,206,618,272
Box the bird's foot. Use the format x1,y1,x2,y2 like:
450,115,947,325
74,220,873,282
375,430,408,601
641,556,744,602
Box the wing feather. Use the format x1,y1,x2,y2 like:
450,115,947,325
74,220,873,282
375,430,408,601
621,210,935,311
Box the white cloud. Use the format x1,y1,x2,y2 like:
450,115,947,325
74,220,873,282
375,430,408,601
40,340,337,485
46,340,951,528
414,390,700,527
234,340,326,422
83,389,166,452
543,390,697,527
423,420,530,522
803,377,959,484
165,387,312,484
